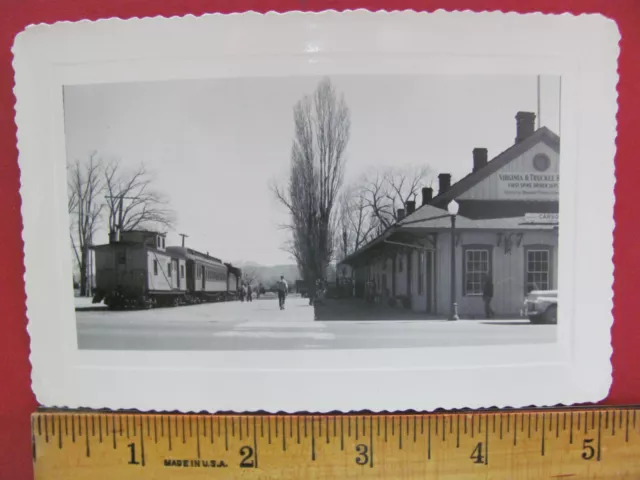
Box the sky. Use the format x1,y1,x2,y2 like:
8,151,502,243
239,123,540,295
63,74,561,266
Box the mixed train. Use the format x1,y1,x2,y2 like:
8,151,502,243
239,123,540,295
91,230,242,309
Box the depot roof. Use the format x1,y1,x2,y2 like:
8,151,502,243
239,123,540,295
339,124,560,267
339,208,557,266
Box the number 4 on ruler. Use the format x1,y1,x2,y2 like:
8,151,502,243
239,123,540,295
470,442,487,465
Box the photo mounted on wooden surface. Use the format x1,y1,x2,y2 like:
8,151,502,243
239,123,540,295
12,10,618,413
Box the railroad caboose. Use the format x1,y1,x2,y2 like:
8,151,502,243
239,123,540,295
92,230,187,308
92,229,243,309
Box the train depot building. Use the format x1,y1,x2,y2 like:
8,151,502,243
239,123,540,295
340,111,560,318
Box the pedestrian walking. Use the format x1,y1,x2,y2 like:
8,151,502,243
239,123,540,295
247,284,253,302
276,275,288,310
482,274,495,319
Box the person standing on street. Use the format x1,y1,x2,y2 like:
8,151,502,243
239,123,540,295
482,273,495,319
276,275,288,310
247,284,253,302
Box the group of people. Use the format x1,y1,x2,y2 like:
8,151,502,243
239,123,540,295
238,283,253,302
236,275,332,312
236,276,291,310
238,282,264,302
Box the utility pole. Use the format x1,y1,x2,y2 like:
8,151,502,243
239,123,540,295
179,233,189,247
537,75,541,129
559,76,562,138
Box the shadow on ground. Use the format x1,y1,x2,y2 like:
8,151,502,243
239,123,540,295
314,298,439,321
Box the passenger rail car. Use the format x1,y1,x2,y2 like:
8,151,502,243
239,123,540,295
91,230,242,309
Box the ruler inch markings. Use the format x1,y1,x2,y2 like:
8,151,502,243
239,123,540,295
196,417,200,459
311,416,316,461
85,416,90,458
428,416,431,460
485,415,489,465
139,416,146,467
597,410,602,462
369,416,374,468
253,417,259,469
31,408,640,478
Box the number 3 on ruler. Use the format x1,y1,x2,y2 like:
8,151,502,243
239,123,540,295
355,444,369,465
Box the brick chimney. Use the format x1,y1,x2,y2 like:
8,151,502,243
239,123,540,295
515,111,536,144
472,148,488,172
438,173,451,195
397,208,405,221
421,187,433,205
406,200,416,215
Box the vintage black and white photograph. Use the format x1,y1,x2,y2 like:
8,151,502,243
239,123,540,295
66,74,561,351
14,10,617,412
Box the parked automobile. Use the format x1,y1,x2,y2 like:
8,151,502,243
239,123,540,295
522,289,558,324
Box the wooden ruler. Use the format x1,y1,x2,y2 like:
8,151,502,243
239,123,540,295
32,407,640,479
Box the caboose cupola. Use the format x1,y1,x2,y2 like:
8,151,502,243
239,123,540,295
113,229,167,250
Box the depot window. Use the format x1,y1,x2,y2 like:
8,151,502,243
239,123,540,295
180,265,185,278
525,247,552,293
463,246,492,296
153,260,158,276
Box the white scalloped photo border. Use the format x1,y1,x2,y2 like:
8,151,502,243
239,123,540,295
12,9,618,413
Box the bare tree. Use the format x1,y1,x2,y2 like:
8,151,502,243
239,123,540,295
68,152,104,296
272,77,351,297
358,165,433,229
336,185,379,261
104,160,175,234
242,267,260,286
